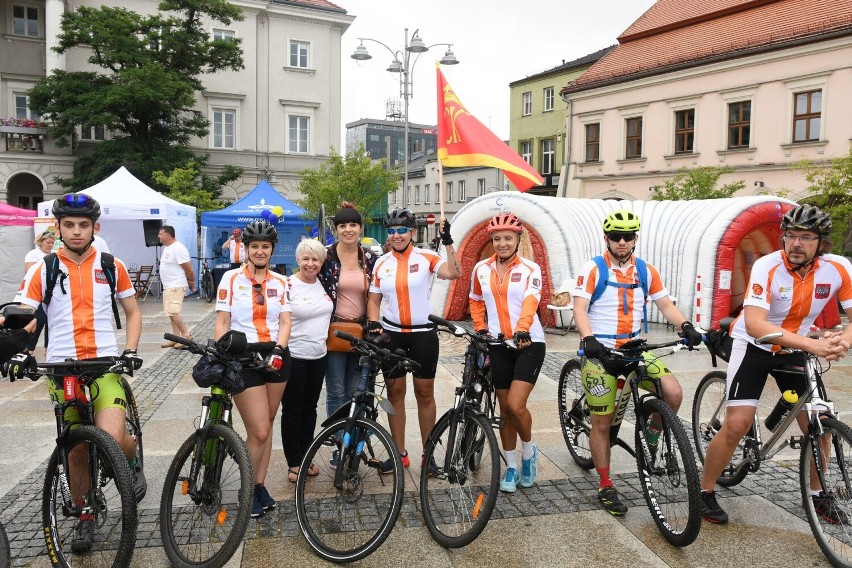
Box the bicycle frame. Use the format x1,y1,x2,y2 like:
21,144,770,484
184,385,235,501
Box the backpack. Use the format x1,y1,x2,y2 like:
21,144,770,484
42,252,122,329
589,255,649,339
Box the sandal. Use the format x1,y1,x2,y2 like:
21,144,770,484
307,463,320,477
288,467,299,483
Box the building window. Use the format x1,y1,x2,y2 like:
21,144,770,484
458,180,466,201
80,125,105,141
14,92,36,120
541,139,554,175
522,92,532,116
727,101,751,149
544,87,554,112
793,90,821,142
521,141,532,164
12,5,39,37
435,183,440,203
213,109,236,149
478,178,486,196
585,123,600,162
288,115,309,153
212,29,235,42
625,117,642,159
446,181,453,203
424,184,430,204
674,109,695,154
290,40,310,68
415,185,421,205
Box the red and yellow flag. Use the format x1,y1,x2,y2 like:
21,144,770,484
436,67,544,192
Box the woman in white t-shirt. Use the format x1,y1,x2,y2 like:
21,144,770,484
281,239,334,482
24,229,56,353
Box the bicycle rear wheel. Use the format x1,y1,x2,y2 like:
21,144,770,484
420,409,499,548
42,425,137,568
121,377,144,501
0,521,9,568
160,424,253,568
636,398,701,547
691,370,749,487
202,270,215,304
800,416,852,568
558,359,593,469
295,417,403,563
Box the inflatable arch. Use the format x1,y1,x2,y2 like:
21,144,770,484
432,192,796,330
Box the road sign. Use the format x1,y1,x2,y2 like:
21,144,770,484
426,214,436,225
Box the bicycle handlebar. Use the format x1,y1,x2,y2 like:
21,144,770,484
427,314,518,350
163,333,275,366
333,330,422,371
578,337,693,358
31,357,130,380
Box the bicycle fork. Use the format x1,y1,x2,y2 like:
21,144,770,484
186,395,233,501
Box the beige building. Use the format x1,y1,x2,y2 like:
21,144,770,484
0,0,353,207
559,0,852,202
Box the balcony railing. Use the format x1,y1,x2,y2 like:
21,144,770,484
0,126,47,153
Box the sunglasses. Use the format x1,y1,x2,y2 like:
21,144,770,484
252,283,265,306
387,227,411,236
607,232,637,243
62,194,91,208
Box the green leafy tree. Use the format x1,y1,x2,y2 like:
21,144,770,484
794,147,852,254
650,166,746,201
295,146,399,222
152,161,243,222
27,0,244,190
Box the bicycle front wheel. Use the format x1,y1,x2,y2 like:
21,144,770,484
800,416,852,568
0,521,9,568
122,377,144,501
42,425,137,568
636,398,702,547
202,271,215,304
295,417,403,563
420,409,500,548
160,424,253,568
558,359,593,469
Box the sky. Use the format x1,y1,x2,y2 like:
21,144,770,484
338,0,657,149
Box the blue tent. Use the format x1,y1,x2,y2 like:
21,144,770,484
201,180,309,272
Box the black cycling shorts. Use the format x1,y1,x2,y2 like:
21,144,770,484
383,329,439,380
487,342,546,390
726,339,807,407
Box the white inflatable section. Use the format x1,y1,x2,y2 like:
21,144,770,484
433,192,795,325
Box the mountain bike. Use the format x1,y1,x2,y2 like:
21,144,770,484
419,315,503,548
692,331,852,568
195,257,217,303
159,332,269,568
294,331,418,563
558,337,702,546
19,357,139,568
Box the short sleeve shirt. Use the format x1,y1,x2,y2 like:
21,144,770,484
469,254,544,342
287,275,334,360
159,241,191,288
370,246,445,332
216,266,291,343
225,241,246,264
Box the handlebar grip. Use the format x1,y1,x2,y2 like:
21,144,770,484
164,333,194,347
335,330,358,342
247,341,277,352
577,350,585,357
427,314,457,332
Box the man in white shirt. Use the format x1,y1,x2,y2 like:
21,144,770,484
157,225,195,348
93,222,110,253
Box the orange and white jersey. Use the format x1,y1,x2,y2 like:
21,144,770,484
573,252,668,348
733,250,852,351
469,254,544,342
216,266,291,343
370,246,445,332
15,248,135,362
225,241,246,264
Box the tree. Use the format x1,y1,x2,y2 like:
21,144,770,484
794,147,852,254
295,146,399,222
27,0,244,190
650,166,745,201
152,161,243,222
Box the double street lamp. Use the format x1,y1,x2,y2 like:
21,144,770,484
351,29,459,208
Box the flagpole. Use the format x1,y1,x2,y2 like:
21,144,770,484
438,161,445,221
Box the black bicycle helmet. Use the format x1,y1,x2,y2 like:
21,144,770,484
781,204,831,237
384,207,416,228
242,220,278,245
52,193,101,221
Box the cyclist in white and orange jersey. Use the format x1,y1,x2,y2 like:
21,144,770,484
573,209,701,516
367,207,460,474
8,193,145,550
700,204,852,525
470,213,545,493
216,219,291,518
222,228,247,269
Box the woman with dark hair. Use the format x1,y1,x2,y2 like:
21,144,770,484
317,203,378,466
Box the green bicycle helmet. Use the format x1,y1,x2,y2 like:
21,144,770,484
602,210,640,233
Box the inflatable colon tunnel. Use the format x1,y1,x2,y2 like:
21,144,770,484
432,191,807,330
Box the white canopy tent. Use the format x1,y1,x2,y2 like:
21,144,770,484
38,167,197,278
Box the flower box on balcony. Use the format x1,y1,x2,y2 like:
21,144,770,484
0,125,48,135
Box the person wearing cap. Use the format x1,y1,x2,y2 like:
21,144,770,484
222,228,246,269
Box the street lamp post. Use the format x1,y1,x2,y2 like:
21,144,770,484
351,29,459,209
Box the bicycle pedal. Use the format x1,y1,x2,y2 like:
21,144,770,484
790,435,803,450
365,458,383,469
491,417,503,429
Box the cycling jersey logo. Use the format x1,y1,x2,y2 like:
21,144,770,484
267,289,277,298
511,273,521,282
815,284,831,299
94,269,108,284
576,276,584,286
532,277,540,288
410,264,419,273
752,283,764,296
218,289,228,300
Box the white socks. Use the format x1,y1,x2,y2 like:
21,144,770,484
503,450,517,470
522,440,535,460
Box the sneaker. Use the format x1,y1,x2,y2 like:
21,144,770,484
255,484,276,511
421,455,441,477
520,444,538,488
131,463,147,503
379,450,410,474
598,486,628,516
700,491,728,523
813,492,850,524
500,468,519,493
329,448,340,469
250,490,265,518
71,513,96,553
